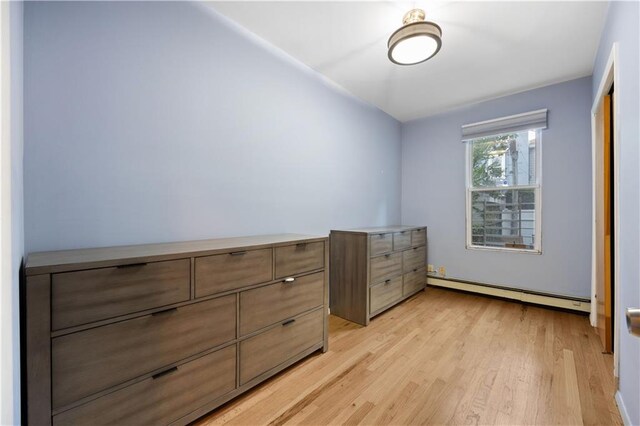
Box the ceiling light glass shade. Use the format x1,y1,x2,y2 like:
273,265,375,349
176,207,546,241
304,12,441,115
388,9,442,65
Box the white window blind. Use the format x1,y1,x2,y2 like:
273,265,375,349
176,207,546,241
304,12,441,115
461,109,547,141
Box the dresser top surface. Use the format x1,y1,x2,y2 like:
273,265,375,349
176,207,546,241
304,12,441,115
331,225,425,234
25,233,327,276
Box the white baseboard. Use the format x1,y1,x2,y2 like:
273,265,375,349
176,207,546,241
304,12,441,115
615,391,633,426
427,277,590,313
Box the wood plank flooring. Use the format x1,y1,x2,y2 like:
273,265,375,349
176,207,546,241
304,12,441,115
196,287,622,425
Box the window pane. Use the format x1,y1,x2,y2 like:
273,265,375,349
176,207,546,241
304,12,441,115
471,189,536,249
470,130,537,188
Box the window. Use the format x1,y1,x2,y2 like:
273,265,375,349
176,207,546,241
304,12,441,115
465,129,541,252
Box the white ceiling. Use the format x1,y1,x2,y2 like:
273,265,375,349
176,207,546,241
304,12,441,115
209,1,608,122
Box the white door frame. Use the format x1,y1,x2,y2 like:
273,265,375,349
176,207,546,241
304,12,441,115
590,42,620,376
0,1,15,423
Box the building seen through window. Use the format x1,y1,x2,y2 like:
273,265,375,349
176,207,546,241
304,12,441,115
467,130,540,251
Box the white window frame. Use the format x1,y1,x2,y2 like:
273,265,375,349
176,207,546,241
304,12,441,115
465,130,542,254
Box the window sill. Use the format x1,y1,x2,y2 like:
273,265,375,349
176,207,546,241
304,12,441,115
466,245,542,255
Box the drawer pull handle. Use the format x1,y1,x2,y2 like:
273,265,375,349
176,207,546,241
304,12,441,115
413,247,418,250
296,243,307,248
229,251,247,256
385,254,391,258
384,279,392,285
378,234,385,238
116,262,147,269
283,277,295,284
413,268,418,272
282,319,296,326
152,307,178,316
152,366,178,380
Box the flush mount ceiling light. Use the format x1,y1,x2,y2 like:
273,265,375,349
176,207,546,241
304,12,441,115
388,8,442,65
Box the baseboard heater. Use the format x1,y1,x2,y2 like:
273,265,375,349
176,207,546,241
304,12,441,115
427,276,590,313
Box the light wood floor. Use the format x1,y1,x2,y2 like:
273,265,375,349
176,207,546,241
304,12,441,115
196,287,622,425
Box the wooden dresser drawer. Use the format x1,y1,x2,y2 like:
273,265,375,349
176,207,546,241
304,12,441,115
393,231,411,251
411,228,426,246
195,248,272,297
240,308,323,385
370,276,403,313
240,271,324,336
275,241,324,279
402,246,426,273
53,345,236,426
403,270,425,296
370,252,401,284
52,259,190,330
369,233,392,256
26,234,328,426
52,295,236,409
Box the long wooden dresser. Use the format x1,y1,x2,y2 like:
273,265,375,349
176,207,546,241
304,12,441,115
24,234,328,426
330,226,427,326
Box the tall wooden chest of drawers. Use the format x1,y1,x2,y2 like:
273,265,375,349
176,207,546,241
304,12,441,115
330,226,427,326
24,234,328,425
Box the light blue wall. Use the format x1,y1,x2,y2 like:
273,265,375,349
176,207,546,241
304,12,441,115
23,1,401,253
592,2,640,424
401,77,593,299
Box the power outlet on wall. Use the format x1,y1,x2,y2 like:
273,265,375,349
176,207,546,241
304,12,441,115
427,264,435,273
438,266,446,277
